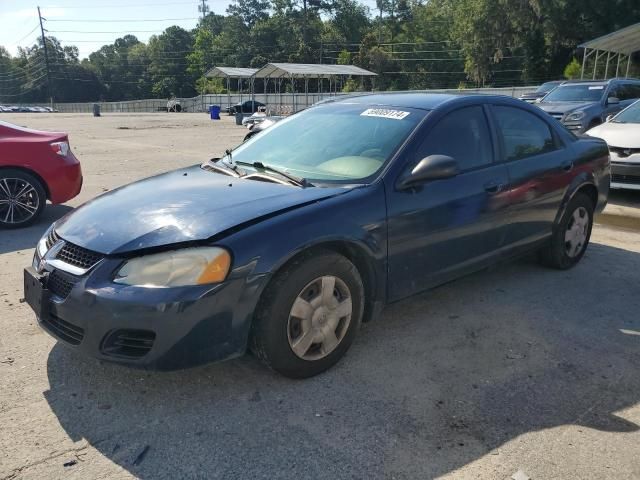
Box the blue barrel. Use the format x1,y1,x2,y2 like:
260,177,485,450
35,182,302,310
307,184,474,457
209,105,221,120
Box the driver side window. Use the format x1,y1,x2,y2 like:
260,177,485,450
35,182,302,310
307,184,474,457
417,106,493,171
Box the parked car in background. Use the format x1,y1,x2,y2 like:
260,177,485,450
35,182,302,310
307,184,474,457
587,99,640,190
25,93,609,378
225,100,266,115
0,120,82,228
243,116,284,141
537,78,640,134
519,80,564,103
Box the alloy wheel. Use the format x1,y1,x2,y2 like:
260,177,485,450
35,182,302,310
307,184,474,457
0,177,40,225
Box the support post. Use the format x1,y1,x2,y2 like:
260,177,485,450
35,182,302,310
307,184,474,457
616,53,622,77
593,50,599,80
604,51,611,79
581,48,587,79
626,55,631,78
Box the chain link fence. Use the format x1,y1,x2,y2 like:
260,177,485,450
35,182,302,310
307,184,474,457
24,86,537,114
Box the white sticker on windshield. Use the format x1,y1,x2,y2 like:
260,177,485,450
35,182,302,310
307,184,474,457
361,108,410,120
588,86,604,90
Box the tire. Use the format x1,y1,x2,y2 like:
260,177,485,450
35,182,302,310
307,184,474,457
539,192,594,269
250,250,364,378
0,169,47,229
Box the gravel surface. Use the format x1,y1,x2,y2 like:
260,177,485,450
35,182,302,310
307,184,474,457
1,113,639,480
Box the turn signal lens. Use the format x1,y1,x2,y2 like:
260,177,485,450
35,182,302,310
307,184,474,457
197,250,231,284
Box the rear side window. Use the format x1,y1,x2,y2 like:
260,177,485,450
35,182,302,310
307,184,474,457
419,106,493,171
618,83,640,101
493,106,556,161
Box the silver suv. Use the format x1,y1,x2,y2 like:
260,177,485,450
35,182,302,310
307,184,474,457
537,78,640,133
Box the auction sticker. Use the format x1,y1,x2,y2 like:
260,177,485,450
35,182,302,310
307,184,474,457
361,108,410,120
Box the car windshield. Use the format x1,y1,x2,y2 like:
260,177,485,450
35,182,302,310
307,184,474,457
543,84,605,102
612,100,640,123
537,82,559,93
222,103,425,183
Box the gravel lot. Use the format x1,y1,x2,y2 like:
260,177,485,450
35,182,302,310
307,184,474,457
1,113,640,480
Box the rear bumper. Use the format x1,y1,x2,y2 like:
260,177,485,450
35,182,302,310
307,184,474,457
611,161,640,190
48,152,82,204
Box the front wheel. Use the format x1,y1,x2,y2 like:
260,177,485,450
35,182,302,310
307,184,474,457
250,250,364,378
539,192,594,269
0,169,47,229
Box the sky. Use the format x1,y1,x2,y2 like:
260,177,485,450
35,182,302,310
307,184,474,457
0,0,379,59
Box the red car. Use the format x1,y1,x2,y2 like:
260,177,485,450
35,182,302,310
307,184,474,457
0,120,82,228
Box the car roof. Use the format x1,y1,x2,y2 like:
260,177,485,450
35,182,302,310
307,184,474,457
329,92,528,111
561,78,640,86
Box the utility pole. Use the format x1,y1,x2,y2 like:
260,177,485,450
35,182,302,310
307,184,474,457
197,0,209,108
198,0,209,18
37,6,52,108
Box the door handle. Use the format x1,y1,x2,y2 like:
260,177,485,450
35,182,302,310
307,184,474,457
483,180,505,194
561,160,574,172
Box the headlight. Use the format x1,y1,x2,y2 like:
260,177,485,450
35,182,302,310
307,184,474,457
564,111,586,122
114,247,231,287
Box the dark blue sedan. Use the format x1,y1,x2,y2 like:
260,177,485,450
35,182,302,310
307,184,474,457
24,93,610,378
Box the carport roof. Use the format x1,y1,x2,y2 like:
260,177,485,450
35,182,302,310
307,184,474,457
253,63,377,79
579,22,640,55
205,67,259,79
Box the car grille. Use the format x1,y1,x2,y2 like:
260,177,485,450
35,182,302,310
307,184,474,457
45,229,59,250
612,173,640,185
42,313,85,345
610,146,640,158
48,269,78,299
548,112,563,121
56,241,103,270
102,329,156,358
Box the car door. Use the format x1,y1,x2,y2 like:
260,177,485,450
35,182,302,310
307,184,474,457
489,104,572,250
386,104,511,301
602,84,635,121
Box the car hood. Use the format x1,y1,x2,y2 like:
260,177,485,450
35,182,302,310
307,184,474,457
537,101,594,114
55,165,349,255
586,122,640,148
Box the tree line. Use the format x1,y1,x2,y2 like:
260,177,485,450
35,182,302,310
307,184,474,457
1,0,639,103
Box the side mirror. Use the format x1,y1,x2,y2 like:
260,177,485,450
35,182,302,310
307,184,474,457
607,96,620,105
398,154,459,189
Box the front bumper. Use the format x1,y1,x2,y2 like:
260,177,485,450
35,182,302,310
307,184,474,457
24,262,269,370
611,160,640,190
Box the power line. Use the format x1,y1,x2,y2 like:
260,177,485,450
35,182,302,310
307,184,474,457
40,1,204,8
45,17,200,22
49,29,184,33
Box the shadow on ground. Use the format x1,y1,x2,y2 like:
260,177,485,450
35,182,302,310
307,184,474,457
0,205,72,255
608,189,640,208
43,243,640,479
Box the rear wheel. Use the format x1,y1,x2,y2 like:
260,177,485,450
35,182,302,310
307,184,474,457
539,192,593,269
250,250,364,378
0,169,46,229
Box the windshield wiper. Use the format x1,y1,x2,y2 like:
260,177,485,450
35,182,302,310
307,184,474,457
234,161,313,187
204,156,241,177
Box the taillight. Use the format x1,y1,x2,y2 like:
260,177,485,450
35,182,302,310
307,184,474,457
50,141,69,157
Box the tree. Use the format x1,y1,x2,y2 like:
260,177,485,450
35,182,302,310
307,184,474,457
226,0,271,27
564,58,581,79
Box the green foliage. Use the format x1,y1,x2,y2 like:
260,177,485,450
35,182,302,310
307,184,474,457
1,0,640,103
564,58,582,79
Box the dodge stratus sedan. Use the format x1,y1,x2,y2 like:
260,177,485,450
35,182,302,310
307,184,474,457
24,94,610,378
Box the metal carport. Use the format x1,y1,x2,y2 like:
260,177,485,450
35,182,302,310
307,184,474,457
204,67,259,112
578,23,640,79
252,63,377,112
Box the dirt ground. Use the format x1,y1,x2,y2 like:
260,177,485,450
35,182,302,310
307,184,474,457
1,113,640,480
